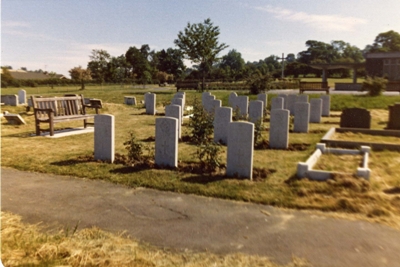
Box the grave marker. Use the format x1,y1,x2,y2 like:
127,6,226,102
340,108,371,129
94,114,115,163
248,100,264,123
145,93,156,115
387,103,400,130
271,97,284,110
320,95,330,117
124,96,136,105
155,117,178,167
269,109,289,149
278,94,288,109
214,106,232,144
226,121,254,180
287,94,297,115
18,90,26,105
309,98,322,123
165,104,182,139
293,102,310,133
235,95,248,116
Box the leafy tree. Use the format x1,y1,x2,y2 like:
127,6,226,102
87,49,110,84
1,67,15,87
174,18,228,91
220,49,245,80
297,40,338,64
69,66,92,90
106,55,130,83
125,45,151,83
365,30,400,53
156,48,186,80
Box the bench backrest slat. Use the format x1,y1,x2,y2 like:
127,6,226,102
31,95,86,118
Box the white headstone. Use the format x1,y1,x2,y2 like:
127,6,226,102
248,100,264,123
271,97,284,110
310,98,322,123
235,95,249,116
94,114,115,163
155,117,178,167
214,106,232,144
146,93,156,115
320,95,330,117
287,94,297,115
269,109,289,149
278,94,288,109
211,99,222,113
18,90,26,105
229,92,238,107
1,95,18,106
297,95,309,103
293,102,310,133
165,105,182,139
202,92,211,106
226,121,254,180
257,93,268,111
171,97,184,124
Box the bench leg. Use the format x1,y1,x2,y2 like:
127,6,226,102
35,122,41,136
84,119,87,128
49,123,54,136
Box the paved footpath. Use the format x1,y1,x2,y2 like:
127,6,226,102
2,167,400,267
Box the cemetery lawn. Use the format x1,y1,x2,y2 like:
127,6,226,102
1,211,310,267
2,86,400,230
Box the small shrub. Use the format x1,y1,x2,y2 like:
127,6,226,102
188,97,214,144
361,76,387,96
195,140,222,174
246,73,273,94
123,132,154,165
253,119,264,148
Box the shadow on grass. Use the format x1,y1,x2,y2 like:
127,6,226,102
383,187,400,195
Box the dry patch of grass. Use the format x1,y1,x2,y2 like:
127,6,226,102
1,211,311,267
333,132,400,144
313,154,363,173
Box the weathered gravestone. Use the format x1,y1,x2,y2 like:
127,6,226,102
293,102,310,133
269,109,289,149
145,93,156,115
340,108,371,129
309,98,322,123
165,104,182,139
320,95,330,117
124,96,136,105
296,94,309,103
1,95,18,106
226,121,254,180
155,117,178,167
387,103,400,130
171,98,184,124
271,97,284,110
287,94,297,115
94,114,115,163
248,100,264,123
278,94,288,109
214,107,232,144
235,96,249,116
257,93,268,111
18,90,26,105
229,92,238,107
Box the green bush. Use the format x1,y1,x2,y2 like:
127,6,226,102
188,97,214,144
362,76,387,96
246,73,273,94
195,141,222,173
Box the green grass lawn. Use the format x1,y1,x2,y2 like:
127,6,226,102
2,86,400,229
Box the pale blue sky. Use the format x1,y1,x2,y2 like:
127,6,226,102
2,0,399,77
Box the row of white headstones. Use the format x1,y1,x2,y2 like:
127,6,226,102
94,91,330,180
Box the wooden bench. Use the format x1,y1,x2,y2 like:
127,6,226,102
31,95,101,136
299,82,330,94
176,81,200,91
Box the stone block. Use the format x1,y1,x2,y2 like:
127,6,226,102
4,114,26,125
320,95,330,117
248,100,264,123
226,122,254,180
165,104,182,139
271,97,284,110
155,117,178,167
1,95,18,106
340,108,371,129
214,107,232,144
269,109,289,149
293,102,310,133
310,98,322,123
94,115,115,163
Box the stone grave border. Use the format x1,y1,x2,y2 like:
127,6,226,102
321,127,400,151
297,143,371,180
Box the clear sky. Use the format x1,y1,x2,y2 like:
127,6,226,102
2,0,400,77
